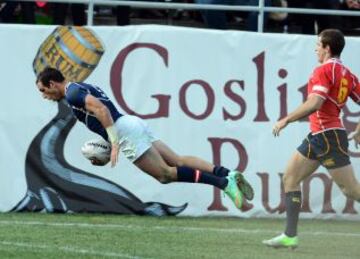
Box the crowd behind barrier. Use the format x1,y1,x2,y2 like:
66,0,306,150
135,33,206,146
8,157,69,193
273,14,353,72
0,1,360,34
0,0,360,35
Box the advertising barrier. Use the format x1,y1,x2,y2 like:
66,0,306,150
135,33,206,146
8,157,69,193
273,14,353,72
0,24,359,219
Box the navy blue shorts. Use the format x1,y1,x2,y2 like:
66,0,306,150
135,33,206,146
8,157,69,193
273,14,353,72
297,129,350,169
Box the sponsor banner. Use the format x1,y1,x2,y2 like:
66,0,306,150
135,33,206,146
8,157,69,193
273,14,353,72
0,24,359,219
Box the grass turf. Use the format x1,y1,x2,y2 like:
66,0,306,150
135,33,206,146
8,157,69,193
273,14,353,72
0,213,358,259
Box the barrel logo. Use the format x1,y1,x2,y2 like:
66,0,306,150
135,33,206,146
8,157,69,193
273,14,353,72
33,26,104,82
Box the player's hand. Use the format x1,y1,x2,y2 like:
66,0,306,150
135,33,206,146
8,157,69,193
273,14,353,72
272,118,288,137
110,143,120,167
348,130,360,148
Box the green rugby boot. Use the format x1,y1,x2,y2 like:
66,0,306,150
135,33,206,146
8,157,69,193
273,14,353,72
231,170,254,201
262,233,298,249
224,172,243,209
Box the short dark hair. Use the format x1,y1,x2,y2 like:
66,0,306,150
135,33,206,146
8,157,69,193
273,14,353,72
319,29,345,57
36,67,65,87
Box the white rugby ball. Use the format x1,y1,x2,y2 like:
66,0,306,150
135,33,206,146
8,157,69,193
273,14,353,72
81,139,111,165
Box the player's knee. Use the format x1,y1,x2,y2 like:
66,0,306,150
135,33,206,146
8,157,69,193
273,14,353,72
157,177,170,184
156,167,174,184
282,173,291,187
282,173,300,190
341,184,360,200
342,188,355,199
174,156,185,167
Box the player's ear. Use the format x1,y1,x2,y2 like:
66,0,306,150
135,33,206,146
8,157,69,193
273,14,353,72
325,44,331,54
48,80,56,88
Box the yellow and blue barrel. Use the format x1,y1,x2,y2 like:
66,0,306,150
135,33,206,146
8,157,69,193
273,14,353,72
33,26,104,82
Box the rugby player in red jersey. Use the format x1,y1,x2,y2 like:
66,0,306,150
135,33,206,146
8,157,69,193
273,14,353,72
263,29,360,249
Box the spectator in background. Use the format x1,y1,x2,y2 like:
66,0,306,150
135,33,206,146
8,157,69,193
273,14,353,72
287,0,341,34
52,3,86,25
195,0,272,31
114,5,131,26
345,0,360,9
341,0,360,31
105,0,166,26
0,1,35,23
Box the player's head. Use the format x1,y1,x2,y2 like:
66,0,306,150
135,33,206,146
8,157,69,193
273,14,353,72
316,29,345,63
36,67,66,101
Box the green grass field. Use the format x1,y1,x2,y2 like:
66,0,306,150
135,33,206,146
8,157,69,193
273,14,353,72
0,213,358,259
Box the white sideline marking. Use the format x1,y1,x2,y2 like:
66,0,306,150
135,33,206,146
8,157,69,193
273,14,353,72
0,220,359,238
0,241,147,259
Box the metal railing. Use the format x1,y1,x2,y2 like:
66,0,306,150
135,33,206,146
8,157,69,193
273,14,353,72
7,0,360,32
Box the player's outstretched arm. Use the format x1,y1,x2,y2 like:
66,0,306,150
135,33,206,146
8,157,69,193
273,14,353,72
272,95,324,137
84,94,120,167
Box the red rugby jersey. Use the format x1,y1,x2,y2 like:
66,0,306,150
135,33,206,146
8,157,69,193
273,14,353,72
308,58,360,133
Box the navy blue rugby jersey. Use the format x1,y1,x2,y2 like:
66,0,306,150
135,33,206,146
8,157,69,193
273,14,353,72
65,82,122,141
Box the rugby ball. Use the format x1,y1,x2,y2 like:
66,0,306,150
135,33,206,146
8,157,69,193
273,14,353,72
81,139,111,165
